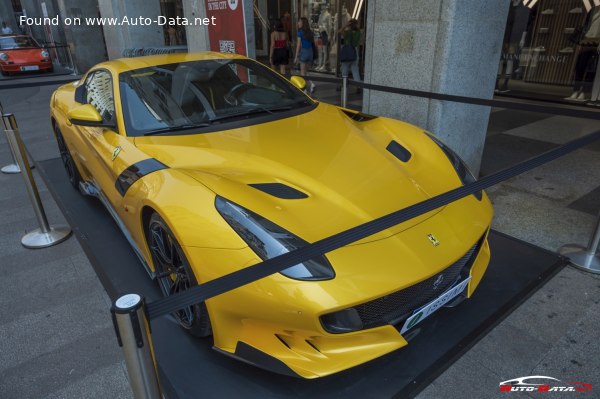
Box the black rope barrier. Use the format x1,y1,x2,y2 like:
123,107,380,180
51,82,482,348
146,129,600,320
291,74,600,120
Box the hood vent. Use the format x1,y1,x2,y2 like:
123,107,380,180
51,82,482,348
249,183,308,199
386,140,412,162
340,109,378,122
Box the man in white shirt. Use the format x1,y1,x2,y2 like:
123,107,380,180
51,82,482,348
2,22,13,34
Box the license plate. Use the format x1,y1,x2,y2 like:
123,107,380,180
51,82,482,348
400,276,471,334
20,66,39,71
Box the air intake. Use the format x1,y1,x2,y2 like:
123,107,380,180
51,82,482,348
249,183,308,199
386,140,412,162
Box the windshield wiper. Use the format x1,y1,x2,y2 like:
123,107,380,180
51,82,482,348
209,106,293,123
142,123,211,136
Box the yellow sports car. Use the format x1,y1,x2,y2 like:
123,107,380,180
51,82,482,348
50,52,493,378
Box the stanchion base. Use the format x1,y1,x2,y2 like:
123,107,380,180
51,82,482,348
1,164,21,174
21,226,72,249
559,244,600,274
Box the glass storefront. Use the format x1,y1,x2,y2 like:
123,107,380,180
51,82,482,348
499,0,600,106
253,0,367,76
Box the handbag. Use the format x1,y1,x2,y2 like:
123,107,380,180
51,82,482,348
340,44,357,62
311,41,318,61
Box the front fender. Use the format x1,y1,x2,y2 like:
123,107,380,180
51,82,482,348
120,167,247,270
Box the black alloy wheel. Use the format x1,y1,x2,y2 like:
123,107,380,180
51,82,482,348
148,212,212,337
54,125,82,189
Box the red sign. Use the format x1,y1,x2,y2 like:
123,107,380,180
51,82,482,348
205,0,247,56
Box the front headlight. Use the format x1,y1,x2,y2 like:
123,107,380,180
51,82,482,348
0,52,8,61
427,133,482,200
215,196,335,281
41,49,49,58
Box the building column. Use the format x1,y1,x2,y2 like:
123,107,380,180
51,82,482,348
183,0,210,52
97,0,164,59
55,0,106,72
363,0,509,174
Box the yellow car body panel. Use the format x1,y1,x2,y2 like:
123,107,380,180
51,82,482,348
49,52,494,378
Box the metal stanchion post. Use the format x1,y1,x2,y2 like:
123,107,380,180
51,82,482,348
66,45,78,75
341,76,348,108
559,211,600,274
112,294,162,399
0,101,21,174
2,113,71,248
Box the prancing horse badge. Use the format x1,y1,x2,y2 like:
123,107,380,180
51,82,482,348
427,233,440,247
112,146,122,161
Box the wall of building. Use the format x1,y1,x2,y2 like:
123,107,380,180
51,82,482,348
97,0,164,59
182,0,210,52
363,0,510,173
55,0,106,73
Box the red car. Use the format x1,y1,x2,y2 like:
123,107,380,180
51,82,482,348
0,35,53,75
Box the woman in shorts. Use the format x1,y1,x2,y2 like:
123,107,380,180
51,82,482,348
294,17,316,93
270,22,290,75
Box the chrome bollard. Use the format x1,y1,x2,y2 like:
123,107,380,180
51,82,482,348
0,101,21,174
112,294,162,399
341,76,348,108
2,113,71,248
559,210,600,274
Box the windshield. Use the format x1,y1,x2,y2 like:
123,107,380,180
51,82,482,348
119,59,314,136
0,36,39,49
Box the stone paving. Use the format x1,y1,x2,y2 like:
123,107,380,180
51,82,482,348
0,75,598,399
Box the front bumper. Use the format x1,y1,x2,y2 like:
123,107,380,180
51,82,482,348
184,192,493,378
214,233,490,378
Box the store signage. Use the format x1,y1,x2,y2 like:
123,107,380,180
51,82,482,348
205,0,247,56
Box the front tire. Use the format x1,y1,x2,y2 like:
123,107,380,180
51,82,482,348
147,212,212,337
54,125,82,189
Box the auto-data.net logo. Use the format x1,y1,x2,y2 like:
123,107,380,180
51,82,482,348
499,376,593,393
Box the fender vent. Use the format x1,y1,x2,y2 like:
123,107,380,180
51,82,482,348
386,140,412,162
249,183,308,199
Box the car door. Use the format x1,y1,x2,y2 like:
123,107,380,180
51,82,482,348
74,69,150,215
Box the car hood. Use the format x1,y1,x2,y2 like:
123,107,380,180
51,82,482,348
134,103,452,244
3,48,43,62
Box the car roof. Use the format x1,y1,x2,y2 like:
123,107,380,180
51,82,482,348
95,52,248,74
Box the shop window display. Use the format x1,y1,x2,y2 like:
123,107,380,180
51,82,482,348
298,0,364,75
499,0,600,106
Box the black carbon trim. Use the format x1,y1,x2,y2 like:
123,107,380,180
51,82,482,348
115,158,168,196
340,109,378,122
249,183,308,199
233,342,300,378
387,140,412,162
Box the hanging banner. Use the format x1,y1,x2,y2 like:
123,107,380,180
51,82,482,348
205,0,247,56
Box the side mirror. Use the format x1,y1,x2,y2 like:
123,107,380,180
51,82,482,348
290,76,306,91
68,104,115,128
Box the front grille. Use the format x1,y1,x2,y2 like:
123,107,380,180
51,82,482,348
353,236,484,330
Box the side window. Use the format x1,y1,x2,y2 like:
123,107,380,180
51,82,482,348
85,70,115,122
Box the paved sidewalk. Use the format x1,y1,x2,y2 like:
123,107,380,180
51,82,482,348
0,75,598,399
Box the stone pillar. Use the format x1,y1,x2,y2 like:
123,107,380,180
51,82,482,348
363,0,509,174
55,0,107,72
97,0,164,59
183,0,210,52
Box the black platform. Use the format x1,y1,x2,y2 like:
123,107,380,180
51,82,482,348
37,157,566,399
